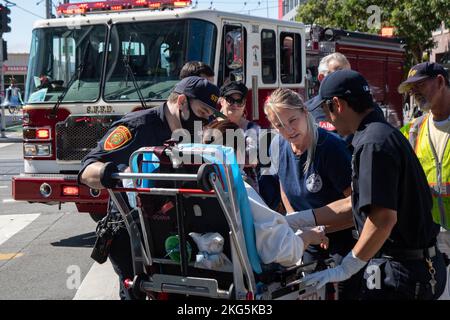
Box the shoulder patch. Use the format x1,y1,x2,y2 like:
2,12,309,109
103,125,132,151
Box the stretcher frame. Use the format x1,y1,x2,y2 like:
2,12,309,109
106,145,328,300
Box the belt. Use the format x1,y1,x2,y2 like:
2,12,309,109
381,246,437,260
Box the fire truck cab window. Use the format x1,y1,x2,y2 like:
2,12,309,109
25,25,107,104
104,19,217,102
218,25,246,87
261,29,276,84
279,32,302,84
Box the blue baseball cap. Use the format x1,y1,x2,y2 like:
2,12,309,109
398,62,449,93
307,70,372,111
173,76,225,117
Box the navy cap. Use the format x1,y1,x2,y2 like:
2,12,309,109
398,62,449,93
305,95,322,112
220,81,248,98
308,70,372,111
173,76,222,116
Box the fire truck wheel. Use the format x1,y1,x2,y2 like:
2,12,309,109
89,212,105,223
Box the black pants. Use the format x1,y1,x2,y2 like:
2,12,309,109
108,227,140,300
359,250,447,300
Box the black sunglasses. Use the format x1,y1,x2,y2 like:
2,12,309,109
225,96,245,106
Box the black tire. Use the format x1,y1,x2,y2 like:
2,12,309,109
89,212,105,222
197,163,217,192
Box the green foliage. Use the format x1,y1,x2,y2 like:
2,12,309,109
297,0,450,67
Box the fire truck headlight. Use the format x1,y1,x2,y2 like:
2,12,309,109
24,144,37,156
36,144,51,156
24,144,52,157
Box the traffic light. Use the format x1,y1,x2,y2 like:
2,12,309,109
0,5,11,34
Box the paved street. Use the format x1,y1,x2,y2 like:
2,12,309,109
0,137,119,300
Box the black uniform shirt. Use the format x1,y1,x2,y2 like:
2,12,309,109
351,110,440,250
78,104,172,178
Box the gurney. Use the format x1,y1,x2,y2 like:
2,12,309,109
104,143,333,300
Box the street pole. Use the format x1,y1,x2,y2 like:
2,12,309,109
0,33,5,138
46,0,52,19
266,0,269,18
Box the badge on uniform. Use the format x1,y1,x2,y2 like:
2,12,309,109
103,125,132,151
306,173,323,193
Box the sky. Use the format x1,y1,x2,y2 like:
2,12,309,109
3,0,280,53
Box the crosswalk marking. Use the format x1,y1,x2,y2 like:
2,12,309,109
0,214,40,246
2,199,25,204
0,253,23,261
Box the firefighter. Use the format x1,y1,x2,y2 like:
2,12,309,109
264,88,359,300
299,69,447,299
78,76,222,299
398,62,450,297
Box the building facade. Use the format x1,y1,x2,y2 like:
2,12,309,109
278,0,307,21
431,22,450,69
3,53,29,92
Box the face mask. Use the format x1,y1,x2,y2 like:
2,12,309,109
179,98,209,142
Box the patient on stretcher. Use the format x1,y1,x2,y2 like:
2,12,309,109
202,120,329,267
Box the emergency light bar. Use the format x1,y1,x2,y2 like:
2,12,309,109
56,0,192,17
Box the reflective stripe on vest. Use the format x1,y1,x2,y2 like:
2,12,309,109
409,114,450,230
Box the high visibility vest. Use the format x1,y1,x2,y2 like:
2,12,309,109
404,114,450,230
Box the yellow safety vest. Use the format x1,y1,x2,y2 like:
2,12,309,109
405,114,450,230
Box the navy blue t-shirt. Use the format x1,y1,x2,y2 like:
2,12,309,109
270,128,355,257
271,128,351,210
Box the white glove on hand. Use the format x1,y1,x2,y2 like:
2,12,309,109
302,250,367,289
285,209,316,230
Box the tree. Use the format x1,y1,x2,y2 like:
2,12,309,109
297,0,450,66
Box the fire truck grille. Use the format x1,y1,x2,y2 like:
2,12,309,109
56,115,123,161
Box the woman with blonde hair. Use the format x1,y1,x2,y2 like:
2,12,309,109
264,88,358,299
202,119,329,267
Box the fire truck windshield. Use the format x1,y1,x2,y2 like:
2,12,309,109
104,19,217,102
26,25,107,104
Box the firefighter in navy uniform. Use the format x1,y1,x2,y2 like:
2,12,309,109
302,70,447,299
78,76,222,299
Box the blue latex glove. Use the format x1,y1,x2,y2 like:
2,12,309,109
302,250,367,289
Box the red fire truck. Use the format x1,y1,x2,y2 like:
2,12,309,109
305,26,406,127
12,1,406,219
12,0,308,219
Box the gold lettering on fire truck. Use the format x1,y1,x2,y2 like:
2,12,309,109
86,105,113,114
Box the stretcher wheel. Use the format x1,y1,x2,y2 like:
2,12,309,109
197,163,216,191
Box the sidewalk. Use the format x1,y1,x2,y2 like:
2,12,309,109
73,259,120,300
